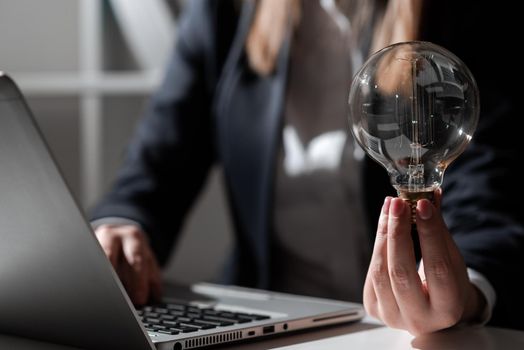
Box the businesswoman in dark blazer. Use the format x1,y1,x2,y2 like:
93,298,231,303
91,0,524,334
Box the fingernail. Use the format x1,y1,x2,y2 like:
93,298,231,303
417,199,433,220
130,255,143,268
382,196,392,214
390,198,405,217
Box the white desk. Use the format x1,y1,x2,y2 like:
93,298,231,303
2,317,524,349
217,316,524,350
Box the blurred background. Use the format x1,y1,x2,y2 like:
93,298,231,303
0,0,232,285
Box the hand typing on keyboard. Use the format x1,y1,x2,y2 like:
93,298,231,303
94,224,163,305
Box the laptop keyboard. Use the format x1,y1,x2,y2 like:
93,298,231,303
137,301,271,335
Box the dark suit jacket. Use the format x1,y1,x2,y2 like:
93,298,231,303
92,0,524,329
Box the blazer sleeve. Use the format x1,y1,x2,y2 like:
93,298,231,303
90,0,230,264
419,0,524,329
443,122,524,330
440,25,524,331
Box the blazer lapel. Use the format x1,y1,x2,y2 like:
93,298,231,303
214,1,291,288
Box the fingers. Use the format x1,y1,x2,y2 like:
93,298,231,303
147,253,164,302
364,197,402,327
121,228,150,305
433,188,442,210
416,198,463,327
387,198,428,324
416,199,453,290
94,224,163,305
363,197,390,313
367,191,472,334
94,225,122,267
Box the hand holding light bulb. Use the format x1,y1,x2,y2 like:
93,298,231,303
349,41,486,333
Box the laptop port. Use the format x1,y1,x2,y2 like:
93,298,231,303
263,325,275,334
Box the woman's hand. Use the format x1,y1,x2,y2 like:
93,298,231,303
94,224,163,305
363,192,486,335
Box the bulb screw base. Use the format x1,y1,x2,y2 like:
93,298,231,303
397,190,435,223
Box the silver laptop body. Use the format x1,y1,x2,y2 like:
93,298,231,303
0,72,364,350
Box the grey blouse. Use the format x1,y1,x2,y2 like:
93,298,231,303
271,0,371,302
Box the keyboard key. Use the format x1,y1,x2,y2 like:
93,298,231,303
145,318,161,325
152,325,168,330
192,319,229,327
179,326,199,333
159,314,176,321
179,322,216,330
137,301,270,333
153,307,169,314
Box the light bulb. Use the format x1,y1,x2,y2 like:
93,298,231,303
348,41,479,218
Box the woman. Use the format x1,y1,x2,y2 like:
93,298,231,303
91,0,524,333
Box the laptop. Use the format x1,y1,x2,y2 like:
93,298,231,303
0,72,364,350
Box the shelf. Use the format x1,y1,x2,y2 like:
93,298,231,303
0,0,176,209
12,70,162,96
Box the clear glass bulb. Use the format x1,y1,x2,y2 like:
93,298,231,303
348,41,479,211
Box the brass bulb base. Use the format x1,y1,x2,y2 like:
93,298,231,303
397,190,435,223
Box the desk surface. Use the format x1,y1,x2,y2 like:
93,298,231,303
217,317,524,350
2,317,524,349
